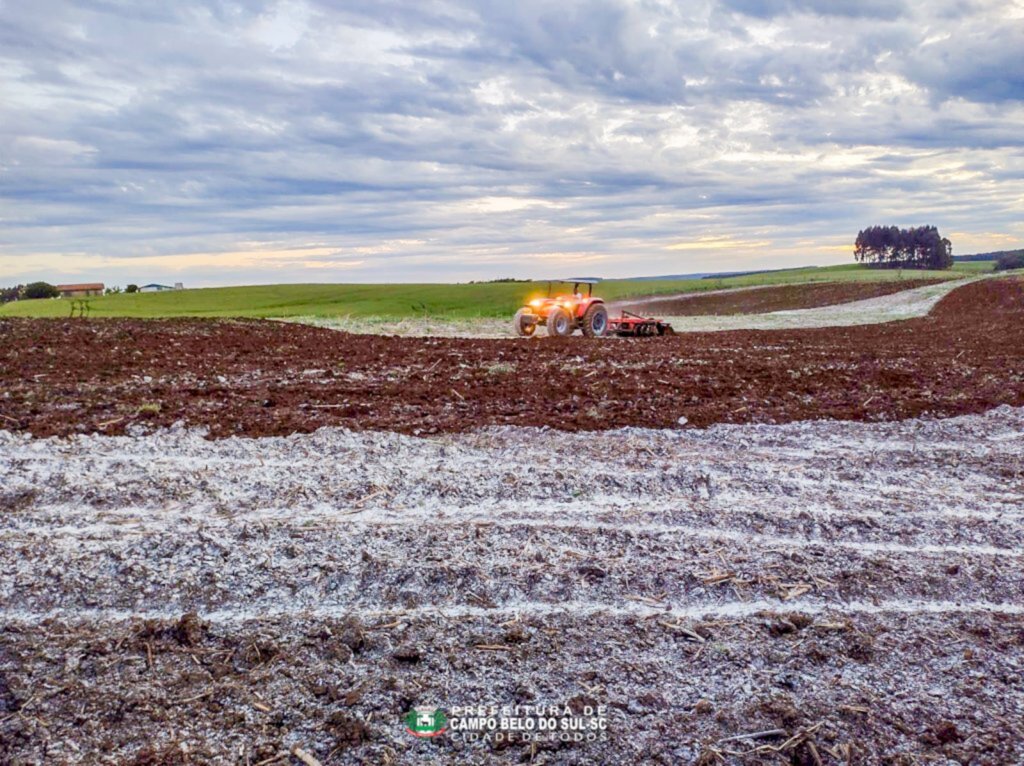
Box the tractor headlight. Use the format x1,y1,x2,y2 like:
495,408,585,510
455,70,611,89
529,299,543,308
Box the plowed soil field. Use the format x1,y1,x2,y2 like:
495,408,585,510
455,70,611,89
1,278,1023,765
1,278,1022,439
618,278,943,315
2,410,1023,765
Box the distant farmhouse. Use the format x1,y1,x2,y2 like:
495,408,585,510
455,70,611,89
139,282,184,293
56,283,104,298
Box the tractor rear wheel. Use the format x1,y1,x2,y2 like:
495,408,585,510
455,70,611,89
547,306,572,337
513,308,536,337
581,303,608,338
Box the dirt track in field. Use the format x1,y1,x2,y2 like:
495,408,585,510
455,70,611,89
616,278,943,315
1,278,1022,439
2,408,1023,765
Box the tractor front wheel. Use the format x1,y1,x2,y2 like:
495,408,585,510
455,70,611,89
547,306,572,337
581,303,608,338
513,308,536,337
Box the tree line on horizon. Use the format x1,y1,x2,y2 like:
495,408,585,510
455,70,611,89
854,225,953,270
0,283,59,303
0,282,141,304
995,251,1024,271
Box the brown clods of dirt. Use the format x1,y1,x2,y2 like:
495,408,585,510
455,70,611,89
172,612,206,647
931,720,962,745
845,631,876,662
1,278,1022,439
326,712,370,747
336,617,365,653
130,745,191,766
620,278,943,315
391,644,422,663
0,490,37,513
134,612,207,648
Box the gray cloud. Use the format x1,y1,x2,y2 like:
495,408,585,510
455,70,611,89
0,0,1021,285
721,0,908,20
903,23,1024,104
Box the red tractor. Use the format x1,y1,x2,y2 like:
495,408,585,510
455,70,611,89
513,279,609,337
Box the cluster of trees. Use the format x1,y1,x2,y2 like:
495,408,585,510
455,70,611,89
25,282,60,299
0,284,23,304
1,282,61,302
996,251,1024,271
854,225,953,270
1,282,139,302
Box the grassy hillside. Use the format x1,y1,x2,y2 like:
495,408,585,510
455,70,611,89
948,260,998,273
0,264,974,320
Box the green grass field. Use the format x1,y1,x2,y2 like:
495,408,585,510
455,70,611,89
949,260,999,273
0,263,984,320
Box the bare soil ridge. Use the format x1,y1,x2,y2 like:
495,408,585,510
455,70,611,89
613,278,943,315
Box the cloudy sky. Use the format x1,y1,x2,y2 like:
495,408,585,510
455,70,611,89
2,0,1022,286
